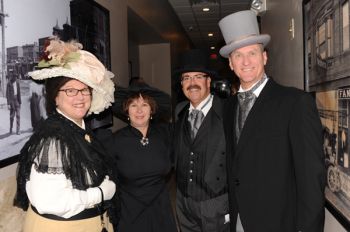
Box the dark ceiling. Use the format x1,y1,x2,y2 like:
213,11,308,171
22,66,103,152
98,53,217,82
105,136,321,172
168,0,252,53
127,0,255,81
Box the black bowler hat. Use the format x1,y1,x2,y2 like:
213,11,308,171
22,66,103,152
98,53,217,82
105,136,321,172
173,49,218,80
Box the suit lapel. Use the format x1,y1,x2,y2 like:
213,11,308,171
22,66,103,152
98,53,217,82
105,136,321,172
235,80,275,156
180,109,192,145
203,97,223,166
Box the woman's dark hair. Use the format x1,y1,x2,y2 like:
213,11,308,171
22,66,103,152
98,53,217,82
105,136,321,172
45,76,72,114
122,92,157,116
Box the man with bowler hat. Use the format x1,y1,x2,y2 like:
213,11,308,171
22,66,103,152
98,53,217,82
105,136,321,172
218,10,325,232
173,49,229,232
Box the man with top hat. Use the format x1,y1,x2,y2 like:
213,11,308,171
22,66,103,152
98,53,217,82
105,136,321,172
218,10,325,232
173,49,229,232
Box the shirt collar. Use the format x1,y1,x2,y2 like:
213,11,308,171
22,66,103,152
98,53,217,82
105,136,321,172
56,108,86,129
189,94,213,116
238,74,269,97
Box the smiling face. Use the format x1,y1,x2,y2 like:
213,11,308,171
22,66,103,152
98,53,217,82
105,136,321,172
181,71,211,108
228,44,267,90
55,79,91,125
127,95,152,129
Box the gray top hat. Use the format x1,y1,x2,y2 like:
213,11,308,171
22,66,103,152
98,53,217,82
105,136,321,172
218,10,270,58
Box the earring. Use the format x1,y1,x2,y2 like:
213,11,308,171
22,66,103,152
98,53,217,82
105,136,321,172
150,115,153,120
127,117,130,121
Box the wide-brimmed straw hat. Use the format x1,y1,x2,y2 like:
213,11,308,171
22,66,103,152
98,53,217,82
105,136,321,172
218,10,270,58
28,38,115,115
112,82,171,123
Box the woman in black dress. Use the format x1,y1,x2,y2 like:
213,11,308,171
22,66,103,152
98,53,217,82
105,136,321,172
107,90,177,232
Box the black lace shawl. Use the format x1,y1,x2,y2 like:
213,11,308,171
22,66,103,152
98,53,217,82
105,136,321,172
13,111,119,223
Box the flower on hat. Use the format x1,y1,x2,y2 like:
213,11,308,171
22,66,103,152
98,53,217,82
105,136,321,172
38,39,82,69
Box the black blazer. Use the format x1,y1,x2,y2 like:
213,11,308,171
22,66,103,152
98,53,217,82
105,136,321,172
6,80,21,106
224,79,325,232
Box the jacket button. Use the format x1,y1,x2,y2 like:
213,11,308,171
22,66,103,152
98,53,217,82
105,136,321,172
216,177,220,181
234,179,240,186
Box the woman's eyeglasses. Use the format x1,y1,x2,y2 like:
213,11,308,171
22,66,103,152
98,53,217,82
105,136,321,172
59,88,92,97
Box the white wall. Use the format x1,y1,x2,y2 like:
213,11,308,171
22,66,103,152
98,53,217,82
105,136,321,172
261,0,304,89
139,43,171,95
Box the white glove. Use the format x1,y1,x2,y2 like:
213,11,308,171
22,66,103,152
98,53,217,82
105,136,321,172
98,176,116,201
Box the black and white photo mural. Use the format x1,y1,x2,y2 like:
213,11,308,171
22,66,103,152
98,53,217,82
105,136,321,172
304,0,350,229
0,0,111,167
0,0,71,166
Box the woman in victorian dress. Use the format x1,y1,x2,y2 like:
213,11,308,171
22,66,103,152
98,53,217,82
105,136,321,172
106,84,177,232
14,38,117,232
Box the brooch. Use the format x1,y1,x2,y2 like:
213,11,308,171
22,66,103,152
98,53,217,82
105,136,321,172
140,137,149,146
85,134,91,143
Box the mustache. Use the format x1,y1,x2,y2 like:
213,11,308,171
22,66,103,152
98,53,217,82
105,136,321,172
187,85,201,91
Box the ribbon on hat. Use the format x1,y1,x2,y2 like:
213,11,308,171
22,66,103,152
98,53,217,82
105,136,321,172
227,34,258,46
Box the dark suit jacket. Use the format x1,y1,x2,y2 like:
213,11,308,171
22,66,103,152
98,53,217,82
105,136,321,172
174,96,227,196
223,79,325,232
6,80,21,107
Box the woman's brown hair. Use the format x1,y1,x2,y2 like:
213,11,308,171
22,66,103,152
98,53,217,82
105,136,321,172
44,76,72,114
122,92,157,116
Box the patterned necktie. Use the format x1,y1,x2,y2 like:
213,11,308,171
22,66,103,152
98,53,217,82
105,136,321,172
236,76,267,140
237,91,256,132
189,109,204,139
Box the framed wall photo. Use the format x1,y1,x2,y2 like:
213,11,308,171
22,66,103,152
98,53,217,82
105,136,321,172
70,0,111,70
70,0,113,129
0,0,71,167
0,0,112,167
303,0,350,229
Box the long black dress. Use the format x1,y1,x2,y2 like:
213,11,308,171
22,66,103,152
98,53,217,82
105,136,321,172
106,123,177,232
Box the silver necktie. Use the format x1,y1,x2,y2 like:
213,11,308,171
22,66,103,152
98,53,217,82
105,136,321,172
237,91,256,132
236,76,267,140
189,109,204,139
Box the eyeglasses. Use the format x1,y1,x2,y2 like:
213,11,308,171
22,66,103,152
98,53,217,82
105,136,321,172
181,74,208,83
59,88,91,97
